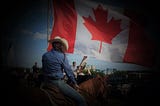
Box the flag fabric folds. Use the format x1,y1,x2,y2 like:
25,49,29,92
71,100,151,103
48,0,155,67
47,0,77,53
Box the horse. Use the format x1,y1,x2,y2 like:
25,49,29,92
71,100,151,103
5,74,109,106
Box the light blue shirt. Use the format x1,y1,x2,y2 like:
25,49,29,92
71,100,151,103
42,49,77,84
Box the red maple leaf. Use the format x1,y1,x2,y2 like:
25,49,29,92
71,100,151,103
83,5,122,53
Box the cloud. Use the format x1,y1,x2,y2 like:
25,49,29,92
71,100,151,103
21,29,47,39
33,32,47,39
21,29,33,36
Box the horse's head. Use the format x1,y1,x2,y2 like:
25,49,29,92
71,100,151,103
78,74,109,105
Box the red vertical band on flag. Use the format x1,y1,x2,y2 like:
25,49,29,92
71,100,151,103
47,0,77,53
123,22,155,67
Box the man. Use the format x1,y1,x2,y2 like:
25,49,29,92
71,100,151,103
42,36,87,106
71,61,78,78
32,62,39,87
32,62,39,74
71,61,77,71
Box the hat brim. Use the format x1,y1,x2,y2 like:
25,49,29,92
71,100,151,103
48,38,68,51
48,39,61,43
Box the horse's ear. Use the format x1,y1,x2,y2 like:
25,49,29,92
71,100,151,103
96,74,103,81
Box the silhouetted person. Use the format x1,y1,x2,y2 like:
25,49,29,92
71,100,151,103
32,62,39,87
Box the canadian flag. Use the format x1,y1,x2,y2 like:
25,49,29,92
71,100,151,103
47,0,155,67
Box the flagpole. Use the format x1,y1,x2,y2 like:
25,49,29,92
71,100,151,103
47,0,51,46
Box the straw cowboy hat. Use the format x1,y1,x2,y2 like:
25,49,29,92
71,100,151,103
48,36,69,51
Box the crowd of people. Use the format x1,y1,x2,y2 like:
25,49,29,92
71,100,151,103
70,61,94,84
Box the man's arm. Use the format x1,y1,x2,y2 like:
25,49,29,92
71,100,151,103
62,58,77,84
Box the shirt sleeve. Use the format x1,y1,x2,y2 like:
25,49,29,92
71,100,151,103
42,54,49,73
62,57,77,84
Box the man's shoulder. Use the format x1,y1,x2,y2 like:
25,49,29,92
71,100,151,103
43,51,52,55
42,51,52,57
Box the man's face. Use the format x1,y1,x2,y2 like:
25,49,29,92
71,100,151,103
73,62,76,66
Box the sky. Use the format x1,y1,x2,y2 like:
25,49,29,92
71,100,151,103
1,0,159,71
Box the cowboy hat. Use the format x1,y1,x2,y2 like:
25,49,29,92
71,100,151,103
48,36,69,51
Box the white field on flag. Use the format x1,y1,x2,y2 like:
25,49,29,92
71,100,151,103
74,0,130,62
